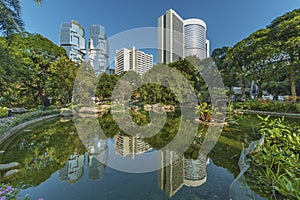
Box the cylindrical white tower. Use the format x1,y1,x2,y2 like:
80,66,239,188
184,19,207,60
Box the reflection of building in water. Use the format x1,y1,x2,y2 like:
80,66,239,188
158,151,184,197
184,154,207,187
158,151,208,197
59,153,85,183
114,134,153,159
88,138,108,180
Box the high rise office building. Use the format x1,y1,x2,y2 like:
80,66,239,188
184,19,209,59
158,9,184,64
88,25,109,75
115,46,153,75
60,20,86,62
158,9,210,63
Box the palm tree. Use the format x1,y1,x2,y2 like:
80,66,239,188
0,0,41,37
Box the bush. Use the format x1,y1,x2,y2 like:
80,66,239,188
0,107,9,118
233,100,296,112
0,109,59,136
295,103,300,113
47,105,57,110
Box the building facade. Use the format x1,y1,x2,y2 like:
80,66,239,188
115,46,153,75
184,19,209,59
88,25,109,75
158,9,184,64
158,9,210,63
60,20,86,62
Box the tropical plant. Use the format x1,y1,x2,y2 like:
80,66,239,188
196,102,212,122
246,116,300,199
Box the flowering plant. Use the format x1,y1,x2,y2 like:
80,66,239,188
0,183,19,200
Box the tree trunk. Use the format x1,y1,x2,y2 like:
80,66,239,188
290,64,296,103
239,77,246,100
289,53,297,103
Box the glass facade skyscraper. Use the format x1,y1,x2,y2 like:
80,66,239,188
184,19,209,59
88,25,109,75
60,20,86,62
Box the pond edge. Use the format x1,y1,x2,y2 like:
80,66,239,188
0,114,60,146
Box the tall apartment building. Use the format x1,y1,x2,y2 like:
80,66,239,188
158,9,210,63
115,46,153,75
88,25,109,75
158,9,184,64
60,20,86,62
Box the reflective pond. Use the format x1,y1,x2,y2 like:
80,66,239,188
0,112,298,200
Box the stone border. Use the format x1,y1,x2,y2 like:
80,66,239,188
0,114,60,146
242,110,300,118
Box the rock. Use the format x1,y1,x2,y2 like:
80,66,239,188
4,169,19,177
10,107,27,113
60,108,75,117
0,162,20,171
78,107,101,114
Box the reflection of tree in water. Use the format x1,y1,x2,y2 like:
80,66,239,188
0,120,85,187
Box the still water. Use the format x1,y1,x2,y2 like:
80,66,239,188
0,113,297,199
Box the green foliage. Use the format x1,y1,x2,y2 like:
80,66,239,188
0,106,9,118
196,102,212,122
96,73,119,102
247,116,300,199
0,109,59,136
0,34,79,108
218,9,300,99
233,100,296,112
295,103,300,113
0,0,24,37
47,105,57,110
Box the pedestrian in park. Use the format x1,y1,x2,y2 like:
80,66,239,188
43,96,50,111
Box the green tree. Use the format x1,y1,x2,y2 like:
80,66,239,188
0,33,79,107
212,47,238,93
0,0,42,37
96,73,119,102
268,8,300,101
47,55,80,105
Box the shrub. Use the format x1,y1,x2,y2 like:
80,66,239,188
233,100,295,112
0,109,59,136
0,107,9,118
47,105,57,110
295,103,300,113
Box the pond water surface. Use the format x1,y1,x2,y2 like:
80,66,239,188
0,112,298,200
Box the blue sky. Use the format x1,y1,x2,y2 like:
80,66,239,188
21,0,300,55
